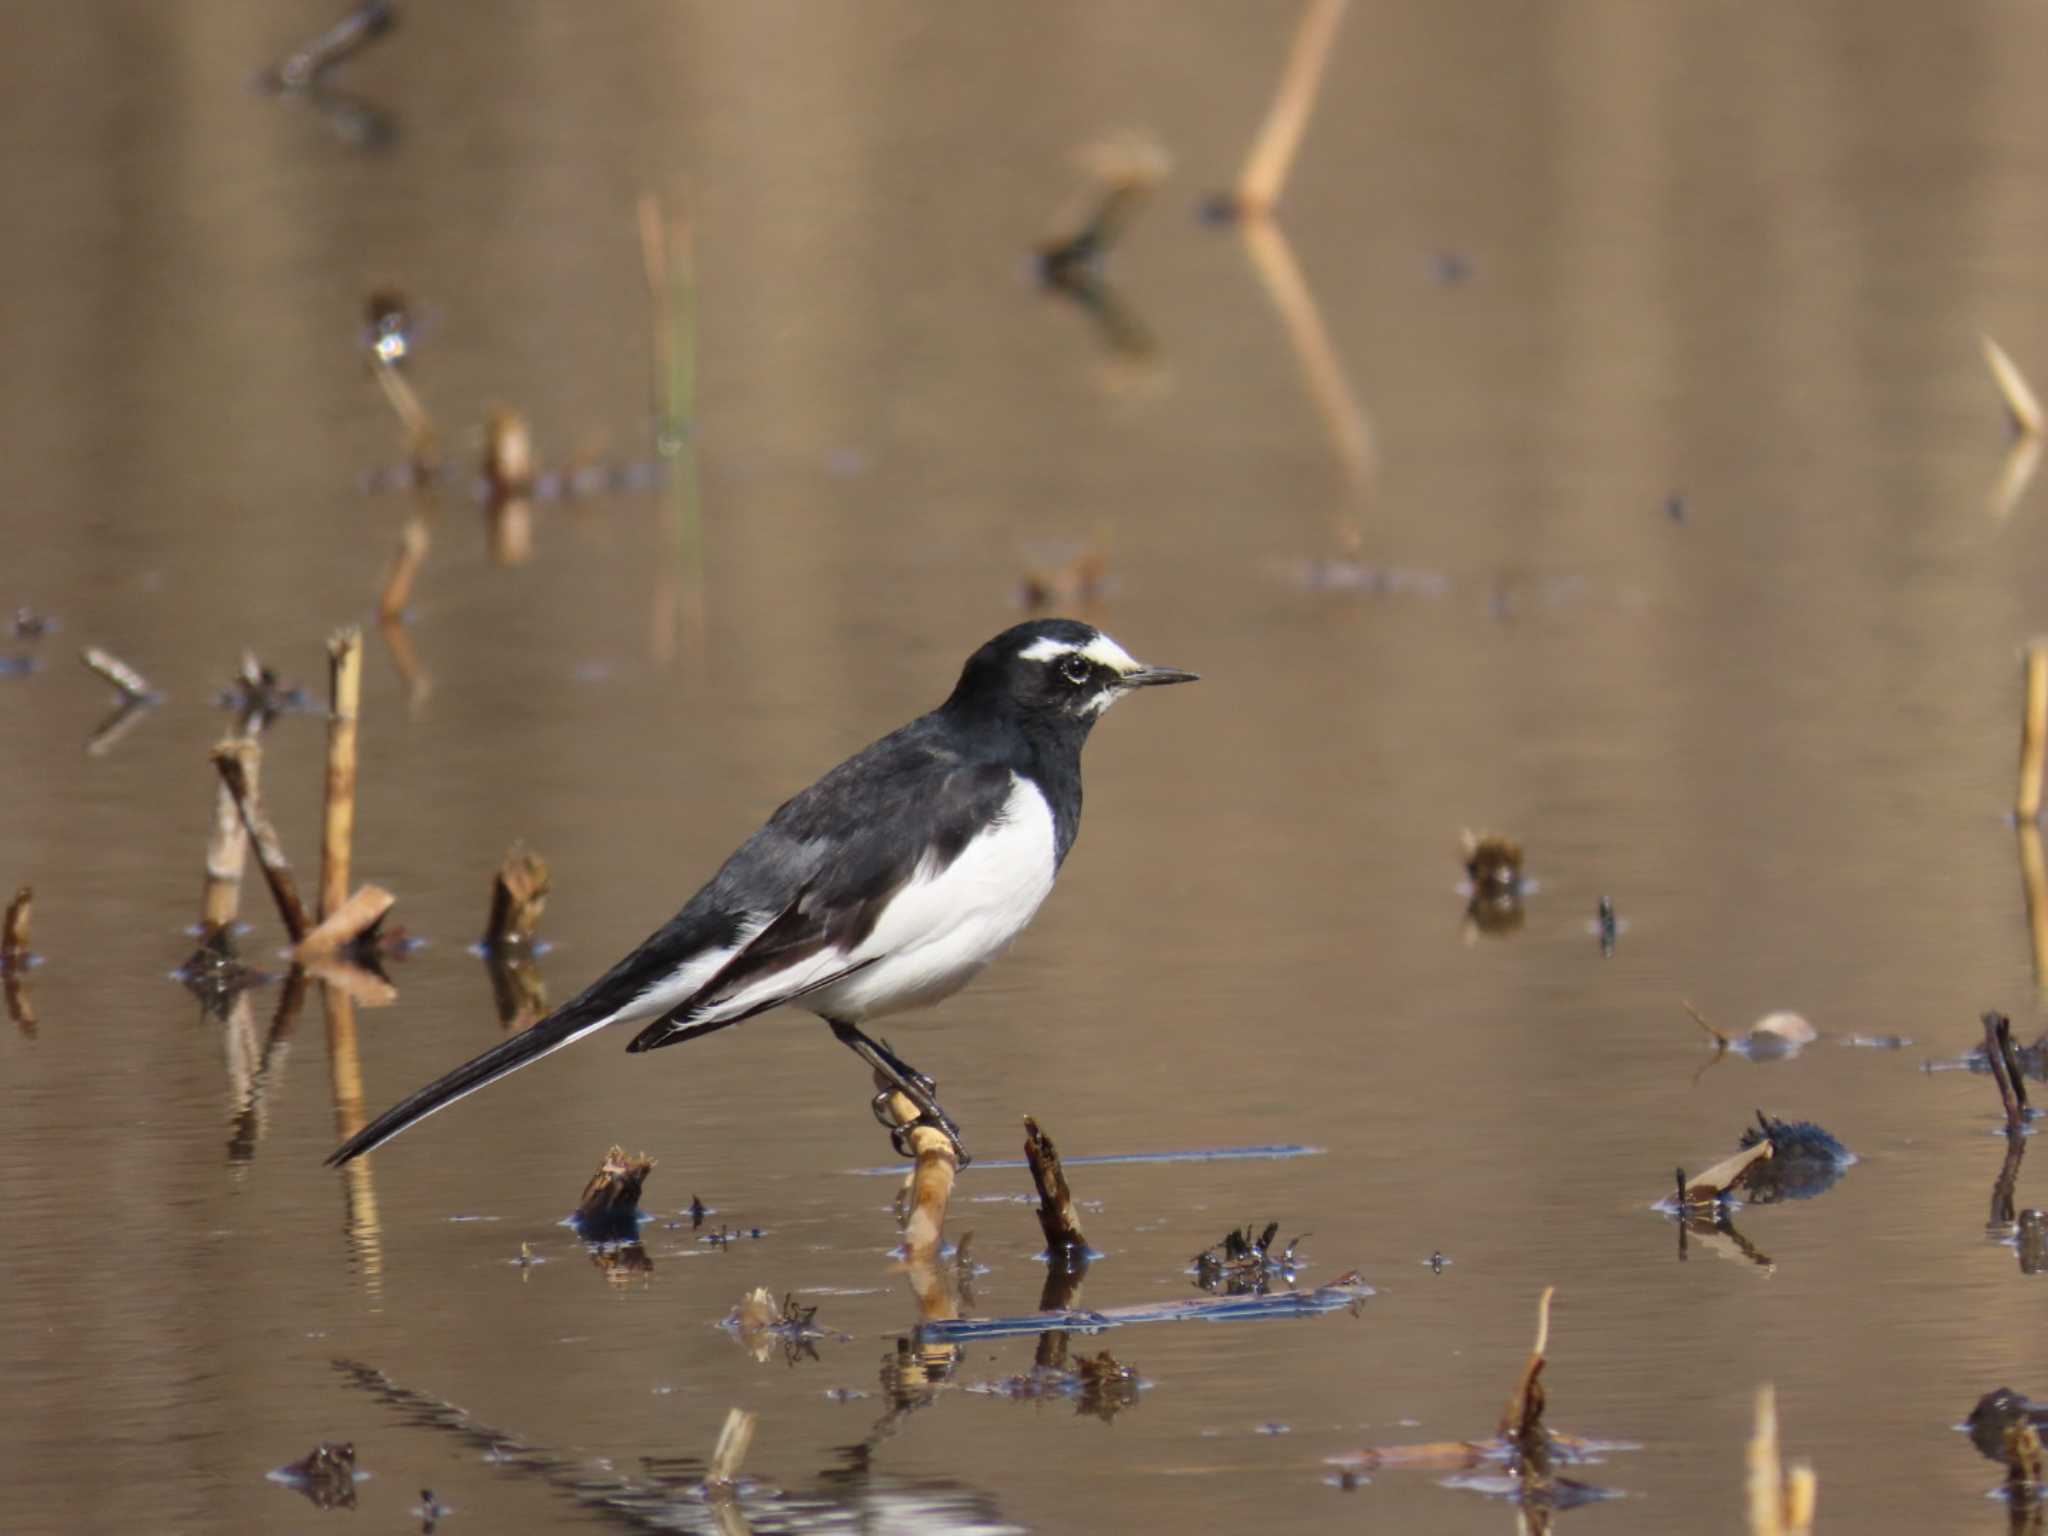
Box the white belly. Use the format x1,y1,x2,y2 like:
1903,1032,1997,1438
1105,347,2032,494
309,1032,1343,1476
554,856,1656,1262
804,774,1059,1022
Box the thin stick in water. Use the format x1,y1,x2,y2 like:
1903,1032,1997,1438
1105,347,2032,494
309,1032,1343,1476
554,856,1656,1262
320,628,363,922
80,646,155,704
212,739,311,943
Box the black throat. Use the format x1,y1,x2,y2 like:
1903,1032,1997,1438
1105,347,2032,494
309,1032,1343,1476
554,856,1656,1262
936,694,1092,866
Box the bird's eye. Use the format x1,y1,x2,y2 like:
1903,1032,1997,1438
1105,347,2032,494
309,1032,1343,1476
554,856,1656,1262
1060,655,1091,685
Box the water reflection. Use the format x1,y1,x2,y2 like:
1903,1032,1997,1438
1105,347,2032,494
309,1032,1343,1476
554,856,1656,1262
337,1356,1026,1534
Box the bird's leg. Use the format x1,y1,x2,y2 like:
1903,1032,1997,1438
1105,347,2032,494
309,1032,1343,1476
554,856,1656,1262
829,1019,970,1167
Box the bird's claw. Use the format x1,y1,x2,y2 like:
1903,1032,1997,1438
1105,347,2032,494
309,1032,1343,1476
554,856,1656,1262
872,1089,971,1167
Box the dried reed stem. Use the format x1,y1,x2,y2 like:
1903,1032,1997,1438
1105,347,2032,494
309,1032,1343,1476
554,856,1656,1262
80,646,154,703
2022,643,2048,821
1235,0,1348,217
1986,335,2045,438
320,628,362,921
212,739,310,943
294,884,394,961
1498,1285,1553,1442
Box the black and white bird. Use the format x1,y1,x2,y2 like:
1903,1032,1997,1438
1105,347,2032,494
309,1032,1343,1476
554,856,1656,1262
327,618,1196,1169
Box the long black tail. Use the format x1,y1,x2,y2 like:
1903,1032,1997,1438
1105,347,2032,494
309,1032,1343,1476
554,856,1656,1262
326,1002,619,1165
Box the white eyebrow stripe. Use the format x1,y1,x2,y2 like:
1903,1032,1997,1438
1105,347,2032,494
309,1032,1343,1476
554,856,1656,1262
1079,634,1140,673
1019,632,1141,673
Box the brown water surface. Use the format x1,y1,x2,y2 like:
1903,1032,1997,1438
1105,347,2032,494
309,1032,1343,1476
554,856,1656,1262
7,3,2048,1531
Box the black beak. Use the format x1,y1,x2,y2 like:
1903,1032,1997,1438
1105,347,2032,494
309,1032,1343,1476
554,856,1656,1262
1122,664,1199,688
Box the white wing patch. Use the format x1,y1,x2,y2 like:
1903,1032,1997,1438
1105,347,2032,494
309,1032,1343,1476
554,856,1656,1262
1019,630,1142,674
692,775,1060,1027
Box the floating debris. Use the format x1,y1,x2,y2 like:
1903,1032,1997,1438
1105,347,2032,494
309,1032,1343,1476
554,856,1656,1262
1687,1001,1817,1063
412,1487,452,1533
1734,1113,1854,1204
1192,1221,1306,1296
570,1146,653,1244
1843,1034,1910,1050
213,653,311,723
1460,830,1526,938
721,1288,845,1366
1327,1289,1636,1513
267,1441,362,1510
1593,895,1621,957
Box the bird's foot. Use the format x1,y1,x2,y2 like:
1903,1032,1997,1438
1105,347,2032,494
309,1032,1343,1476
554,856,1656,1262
871,1089,971,1168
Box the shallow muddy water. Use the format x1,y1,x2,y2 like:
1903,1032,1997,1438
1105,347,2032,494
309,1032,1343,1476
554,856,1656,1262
10,2,2048,1531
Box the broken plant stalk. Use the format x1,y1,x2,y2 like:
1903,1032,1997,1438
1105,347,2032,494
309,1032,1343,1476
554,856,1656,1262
482,843,549,950
212,739,310,943
1023,1115,1088,1263
80,645,155,704
1986,1010,2031,1133
572,1145,654,1244
320,627,362,922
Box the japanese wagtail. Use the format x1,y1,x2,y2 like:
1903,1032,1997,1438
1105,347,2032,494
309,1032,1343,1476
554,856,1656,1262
327,618,1196,1169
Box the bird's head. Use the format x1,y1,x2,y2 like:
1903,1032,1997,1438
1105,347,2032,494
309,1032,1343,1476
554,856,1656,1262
945,618,1197,728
